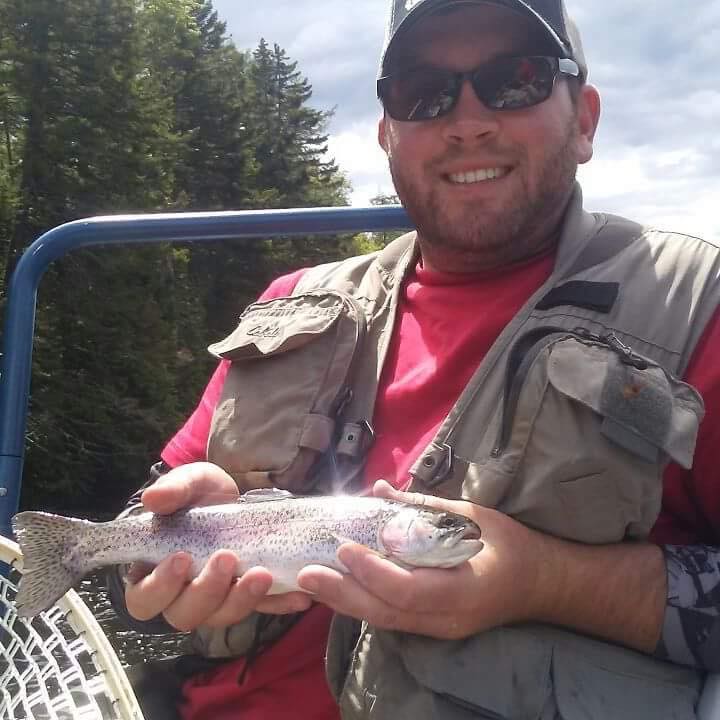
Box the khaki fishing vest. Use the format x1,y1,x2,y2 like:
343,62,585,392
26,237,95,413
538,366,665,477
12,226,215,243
205,184,720,719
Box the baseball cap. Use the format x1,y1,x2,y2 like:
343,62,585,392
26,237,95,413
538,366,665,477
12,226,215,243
380,0,587,79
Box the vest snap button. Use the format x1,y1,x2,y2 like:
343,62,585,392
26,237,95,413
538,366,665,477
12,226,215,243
422,457,436,467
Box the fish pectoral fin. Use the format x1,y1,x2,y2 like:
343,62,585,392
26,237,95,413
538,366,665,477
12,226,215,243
324,532,355,548
365,547,404,564
238,488,296,503
390,558,413,570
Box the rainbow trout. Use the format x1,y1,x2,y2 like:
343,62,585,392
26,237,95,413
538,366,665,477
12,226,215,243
11,489,483,618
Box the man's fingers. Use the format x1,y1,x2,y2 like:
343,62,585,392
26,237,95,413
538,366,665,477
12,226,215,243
297,561,468,639
141,462,239,514
199,567,273,628
125,561,155,584
162,550,240,632
297,564,402,626
372,479,478,518
196,566,312,628
297,563,435,633
125,553,191,621
254,590,314,615
336,543,471,614
372,479,440,508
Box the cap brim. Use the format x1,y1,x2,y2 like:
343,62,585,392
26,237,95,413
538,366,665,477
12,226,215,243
381,0,572,74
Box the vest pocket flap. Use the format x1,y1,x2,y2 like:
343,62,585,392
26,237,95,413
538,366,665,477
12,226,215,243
208,290,367,493
546,339,703,468
208,293,348,359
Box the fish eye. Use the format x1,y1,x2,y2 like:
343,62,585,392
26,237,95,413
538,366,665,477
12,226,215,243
437,514,458,529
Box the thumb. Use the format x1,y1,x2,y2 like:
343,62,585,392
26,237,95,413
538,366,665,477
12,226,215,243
371,479,472,516
142,462,238,514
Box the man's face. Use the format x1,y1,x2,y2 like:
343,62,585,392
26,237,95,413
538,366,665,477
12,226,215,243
379,4,600,272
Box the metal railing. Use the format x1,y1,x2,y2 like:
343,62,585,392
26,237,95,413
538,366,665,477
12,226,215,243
0,206,412,538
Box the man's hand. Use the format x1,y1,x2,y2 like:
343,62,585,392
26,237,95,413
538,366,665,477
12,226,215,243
124,462,313,632
296,480,546,639
297,481,666,652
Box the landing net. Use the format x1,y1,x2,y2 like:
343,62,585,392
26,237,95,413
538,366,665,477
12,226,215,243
0,534,143,720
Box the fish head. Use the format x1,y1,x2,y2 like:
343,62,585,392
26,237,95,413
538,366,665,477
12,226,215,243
378,505,483,568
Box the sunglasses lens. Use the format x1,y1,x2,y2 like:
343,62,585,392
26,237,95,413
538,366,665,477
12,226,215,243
379,68,459,121
475,56,556,110
379,56,559,121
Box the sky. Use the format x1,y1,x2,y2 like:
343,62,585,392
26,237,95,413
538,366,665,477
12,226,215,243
212,0,720,241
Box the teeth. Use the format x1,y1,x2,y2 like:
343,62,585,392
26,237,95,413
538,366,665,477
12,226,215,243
448,168,508,184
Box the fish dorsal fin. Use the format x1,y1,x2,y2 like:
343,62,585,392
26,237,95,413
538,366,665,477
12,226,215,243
238,488,296,503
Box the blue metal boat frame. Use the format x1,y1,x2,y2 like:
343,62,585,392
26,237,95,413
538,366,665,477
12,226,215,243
3,208,720,718
0,206,411,538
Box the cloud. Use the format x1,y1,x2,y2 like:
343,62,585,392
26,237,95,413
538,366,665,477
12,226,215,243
327,120,392,205
212,0,720,240
578,148,720,241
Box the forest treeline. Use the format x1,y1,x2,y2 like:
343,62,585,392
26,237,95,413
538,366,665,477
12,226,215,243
0,0,388,512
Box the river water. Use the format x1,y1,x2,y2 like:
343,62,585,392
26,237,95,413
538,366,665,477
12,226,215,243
76,572,191,668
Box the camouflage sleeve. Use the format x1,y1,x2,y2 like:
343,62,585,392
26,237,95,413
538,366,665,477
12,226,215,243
654,545,720,671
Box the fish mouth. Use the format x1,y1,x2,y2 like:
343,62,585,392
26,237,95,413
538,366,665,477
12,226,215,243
435,524,484,566
458,523,482,542
440,522,482,553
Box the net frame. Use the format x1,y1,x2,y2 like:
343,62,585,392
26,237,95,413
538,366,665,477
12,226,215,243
0,534,144,720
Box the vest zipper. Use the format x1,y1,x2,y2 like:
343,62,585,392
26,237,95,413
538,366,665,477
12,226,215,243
491,327,569,458
491,326,651,458
572,327,648,370
323,291,371,492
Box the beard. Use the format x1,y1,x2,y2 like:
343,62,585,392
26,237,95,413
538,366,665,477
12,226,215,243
388,119,579,270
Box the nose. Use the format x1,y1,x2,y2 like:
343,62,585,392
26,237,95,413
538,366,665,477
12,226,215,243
441,79,500,145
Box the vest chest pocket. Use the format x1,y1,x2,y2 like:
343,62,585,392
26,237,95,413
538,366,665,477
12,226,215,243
481,329,704,543
207,290,366,494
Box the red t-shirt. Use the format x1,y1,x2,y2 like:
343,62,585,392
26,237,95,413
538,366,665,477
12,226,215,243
170,256,720,720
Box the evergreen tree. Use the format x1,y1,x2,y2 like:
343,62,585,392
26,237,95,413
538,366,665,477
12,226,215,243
3,0,194,510
170,3,264,342
248,39,347,208
175,2,257,211
359,192,405,252
185,35,353,341
0,0,358,512
0,0,20,289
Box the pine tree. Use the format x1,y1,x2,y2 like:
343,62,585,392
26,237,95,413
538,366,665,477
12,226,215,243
4,0,195,510
184,35,353,341
174,2,257,211
0,1,358,512
168,3,262,347
0,0,20,289
248,40,348,208
360,192,405,252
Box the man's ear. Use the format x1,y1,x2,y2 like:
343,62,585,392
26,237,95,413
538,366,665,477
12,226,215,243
378,115,389,154
575,84,601,165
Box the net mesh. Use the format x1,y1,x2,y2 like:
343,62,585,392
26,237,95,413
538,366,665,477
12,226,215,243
0,539,143,720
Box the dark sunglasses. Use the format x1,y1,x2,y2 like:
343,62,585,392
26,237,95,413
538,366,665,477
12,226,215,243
377,55,580,122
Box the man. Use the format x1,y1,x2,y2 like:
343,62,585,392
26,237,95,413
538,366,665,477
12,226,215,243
110,1,720,718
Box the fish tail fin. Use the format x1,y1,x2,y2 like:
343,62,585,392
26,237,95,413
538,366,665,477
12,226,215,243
11,511,91,618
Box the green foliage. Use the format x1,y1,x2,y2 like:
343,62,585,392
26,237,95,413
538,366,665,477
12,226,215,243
0,0,359,512
358,192,406,252
248,39,348,208
0,0,20,289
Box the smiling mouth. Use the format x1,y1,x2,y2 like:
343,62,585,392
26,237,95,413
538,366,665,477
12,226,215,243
447,167,510,184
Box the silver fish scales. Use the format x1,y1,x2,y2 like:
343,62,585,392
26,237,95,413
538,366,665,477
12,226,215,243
11,489,483,618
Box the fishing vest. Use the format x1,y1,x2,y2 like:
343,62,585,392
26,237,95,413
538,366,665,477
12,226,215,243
204,184,720,719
